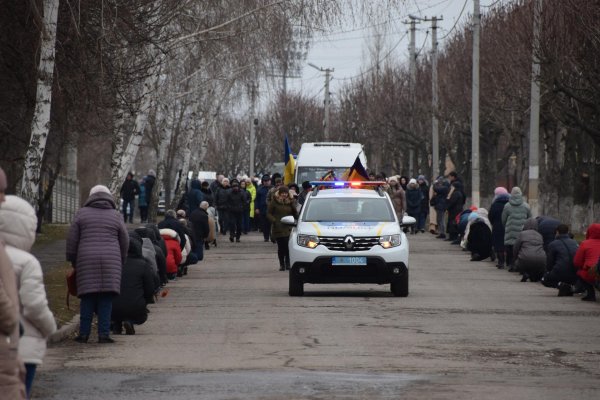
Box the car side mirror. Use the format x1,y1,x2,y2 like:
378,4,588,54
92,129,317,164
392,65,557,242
280,215,297,226
401,216,417,226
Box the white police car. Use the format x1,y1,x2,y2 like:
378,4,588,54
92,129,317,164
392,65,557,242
281,181,415,297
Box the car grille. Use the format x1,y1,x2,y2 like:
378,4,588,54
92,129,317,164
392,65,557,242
318,236,379,252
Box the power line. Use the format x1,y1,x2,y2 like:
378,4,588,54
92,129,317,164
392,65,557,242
332,31,409,82
439,0,469,40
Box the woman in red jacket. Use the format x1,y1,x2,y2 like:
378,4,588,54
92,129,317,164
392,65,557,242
573,223,600,301
159,228,183,280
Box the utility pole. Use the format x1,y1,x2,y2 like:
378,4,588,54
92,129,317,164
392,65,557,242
405,16,420,177
308,63,334,141
249,82,257,178
471,0,481,207
425,16,442,180
528,0,543,216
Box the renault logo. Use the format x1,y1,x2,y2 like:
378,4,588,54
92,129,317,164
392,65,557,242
344,235,355,249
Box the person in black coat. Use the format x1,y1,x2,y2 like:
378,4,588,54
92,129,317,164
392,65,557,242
144,170,156,212
536,216,561,252
226,182,247,242
157,210,187,250
417,175,429,233
405,179,423,234
542,224,579,293
120,172,140,223
446,180,465,241
488,188,510,269
187,179,204,216
111,232,155,335
136,226,168,286
200,181,214,207
190,202,210,261
214,179,231,235
431,177,450,239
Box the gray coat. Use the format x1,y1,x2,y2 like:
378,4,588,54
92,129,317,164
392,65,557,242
501,193,531,245
66,192,129,296
513,219,546,265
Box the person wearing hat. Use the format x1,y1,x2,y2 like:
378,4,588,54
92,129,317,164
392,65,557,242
225,181,247,242
405,178,423,234
120,172,140,224
66,185,129,344
502,186,531,271
387,176,407,224
255,175,273,242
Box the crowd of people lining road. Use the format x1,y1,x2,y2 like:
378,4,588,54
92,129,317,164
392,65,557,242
1,165,599,399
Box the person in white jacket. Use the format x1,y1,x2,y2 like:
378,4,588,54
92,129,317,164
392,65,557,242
0,195,57,398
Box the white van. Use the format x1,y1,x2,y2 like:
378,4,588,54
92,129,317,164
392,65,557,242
294,142,367,185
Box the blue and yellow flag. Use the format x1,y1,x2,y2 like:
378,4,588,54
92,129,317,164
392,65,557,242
341,156,369,181
284,135,295,185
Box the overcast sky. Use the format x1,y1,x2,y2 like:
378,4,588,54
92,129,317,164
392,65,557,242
278,0,506,101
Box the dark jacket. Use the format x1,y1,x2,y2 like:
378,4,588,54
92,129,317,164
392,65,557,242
546,234,578,282
190,208,210,241
489,194,509,250
536,216,561,252
66,192,129,296
446,182,465,219
431,181,449,211
157,215,187,250
136,227,167,285
458,209,473,234
405,186,423,216
120,178,140,201
255,184,271,214
187,180,204,215
146,224,167,261
111,233,155,324
214,185,230,210
419,183,429,214
467,220,492,259
267,192,298,238
226,188,248,214
144,175,156,202
200,187,214,207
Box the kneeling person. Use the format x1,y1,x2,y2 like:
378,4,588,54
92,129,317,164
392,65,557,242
112,232,155,335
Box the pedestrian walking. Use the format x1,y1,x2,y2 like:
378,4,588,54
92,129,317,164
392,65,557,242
138,177,149,223
190,201,210,260
240,180,252,234
0,195,57,397
267,186,298,271
502,187,531,271
144,169,157,214
215,178,231,235
226,181,247,243
120,172,140,223
66,185,129,344
489,187,510,269
255,175,272,242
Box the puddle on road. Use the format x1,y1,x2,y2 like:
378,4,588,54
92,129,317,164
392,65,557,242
37,369,427,399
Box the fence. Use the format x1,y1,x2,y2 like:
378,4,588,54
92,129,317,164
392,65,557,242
51,175,79,224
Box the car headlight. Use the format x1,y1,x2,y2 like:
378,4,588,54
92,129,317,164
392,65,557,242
298,234,319,249
379,234,401,249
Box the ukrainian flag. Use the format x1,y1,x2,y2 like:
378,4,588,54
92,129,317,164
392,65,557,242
341,156,369,181
284,135,295,185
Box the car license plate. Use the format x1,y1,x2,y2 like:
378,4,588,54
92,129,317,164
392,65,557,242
332,256,367,266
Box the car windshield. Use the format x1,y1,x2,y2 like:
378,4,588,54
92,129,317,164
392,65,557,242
302,197,395,222
296,167,349,183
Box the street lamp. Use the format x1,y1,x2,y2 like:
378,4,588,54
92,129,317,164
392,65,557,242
307,62,334,141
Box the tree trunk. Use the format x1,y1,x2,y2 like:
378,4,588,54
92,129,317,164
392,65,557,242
20,0,60,207
108,102,128,196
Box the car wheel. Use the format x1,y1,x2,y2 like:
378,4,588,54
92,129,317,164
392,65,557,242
289,272,304,296
391,270,409,297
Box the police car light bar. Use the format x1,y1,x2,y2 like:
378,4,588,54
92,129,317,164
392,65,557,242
309,181,388,187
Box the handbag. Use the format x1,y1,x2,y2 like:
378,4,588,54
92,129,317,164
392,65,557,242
66,268,77,309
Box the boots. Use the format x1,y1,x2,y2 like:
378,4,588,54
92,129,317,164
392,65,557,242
279,264,285,271
285,257,291,270
557,282,574,297
581,283,596,301
74,334,89,343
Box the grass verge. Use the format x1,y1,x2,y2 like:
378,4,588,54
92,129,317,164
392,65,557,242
35,224,70,246
44,261,79,328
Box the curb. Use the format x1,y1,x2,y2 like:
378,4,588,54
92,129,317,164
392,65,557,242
48,314,80,344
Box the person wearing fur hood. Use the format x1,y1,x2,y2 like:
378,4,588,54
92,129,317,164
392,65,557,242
267,186,298,271
0,195,56,397
462,208,493,261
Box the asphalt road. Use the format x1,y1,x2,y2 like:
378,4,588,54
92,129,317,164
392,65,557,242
36,232,600,399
